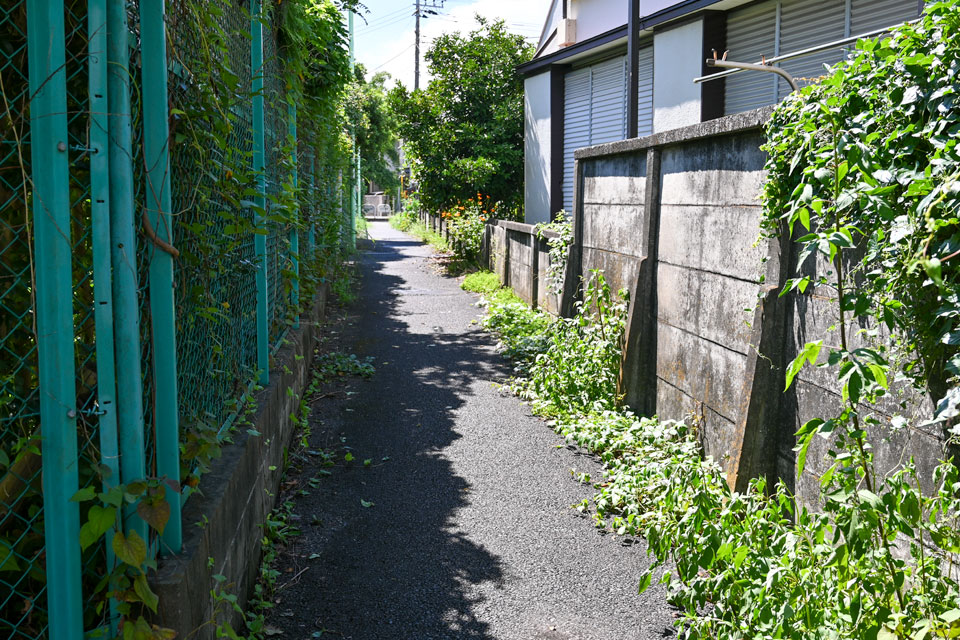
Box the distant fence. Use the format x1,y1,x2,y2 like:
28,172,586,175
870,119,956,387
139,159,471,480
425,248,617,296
0,2,345,637
418,212,563,315
482,108,943,506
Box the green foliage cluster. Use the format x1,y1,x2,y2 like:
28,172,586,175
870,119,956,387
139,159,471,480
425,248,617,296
535,212,572,297
388,210,418,232
387,213,450,253
480,272,960,638
344,66,400,192
389,18,533,213
479,271,624,406
442,196,494,263
519,274,627,416
461,271,501,295
763,0,960,405
64,1,360,637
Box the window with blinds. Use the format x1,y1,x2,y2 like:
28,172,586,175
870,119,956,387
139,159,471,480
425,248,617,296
724,0,921,115
561,50,654,213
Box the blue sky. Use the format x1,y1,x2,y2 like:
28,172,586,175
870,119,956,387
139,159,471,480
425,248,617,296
352,0,549,88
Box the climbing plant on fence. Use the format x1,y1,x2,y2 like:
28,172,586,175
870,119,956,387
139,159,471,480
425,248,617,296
0,0,356,637
473,5,960,637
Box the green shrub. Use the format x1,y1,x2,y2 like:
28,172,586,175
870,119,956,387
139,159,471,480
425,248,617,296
461,270,501,295
519,271,627,417
388,211,417,232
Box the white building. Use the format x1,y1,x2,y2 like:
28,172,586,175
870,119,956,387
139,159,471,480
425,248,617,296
522,0,924,224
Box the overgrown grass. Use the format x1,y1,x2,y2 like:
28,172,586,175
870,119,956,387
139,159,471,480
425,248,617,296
388,213,449,252
478,268,960,639
461,270,500,295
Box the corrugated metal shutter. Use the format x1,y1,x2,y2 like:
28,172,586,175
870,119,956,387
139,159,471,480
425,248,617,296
637,45,654,137
724,0,777,115
778,0,846,98
851,0,920,34
563,67,591,214
590,56,628,144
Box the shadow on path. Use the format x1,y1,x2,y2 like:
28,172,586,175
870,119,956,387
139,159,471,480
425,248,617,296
264,223,674,640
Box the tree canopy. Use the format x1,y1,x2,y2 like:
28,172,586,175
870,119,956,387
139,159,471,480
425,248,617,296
390,17,534,214
345,65,400,193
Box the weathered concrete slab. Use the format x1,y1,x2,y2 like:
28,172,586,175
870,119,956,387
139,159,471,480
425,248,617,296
581,247,641,299
657,204,766,281
508,231,534,305
657,263,757,355
582,203,648,257
583,155,647,205
656,377,738,471
656,322,749,424
660,135,767,208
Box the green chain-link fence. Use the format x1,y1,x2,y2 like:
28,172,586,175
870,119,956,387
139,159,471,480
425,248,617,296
0,1,346,637
1,1,48,635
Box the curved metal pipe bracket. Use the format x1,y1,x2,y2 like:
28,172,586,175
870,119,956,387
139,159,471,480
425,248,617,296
705,53,801,93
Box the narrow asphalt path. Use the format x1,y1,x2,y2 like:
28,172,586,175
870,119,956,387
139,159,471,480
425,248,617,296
265,221,674,639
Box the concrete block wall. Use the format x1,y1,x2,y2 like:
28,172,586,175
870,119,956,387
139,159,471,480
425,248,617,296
481,220,562,314
152,288,328,639
559,106,944,504
654,131,769,477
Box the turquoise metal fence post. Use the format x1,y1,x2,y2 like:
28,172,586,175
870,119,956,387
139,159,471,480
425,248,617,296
252,0,270,384
289,101,299,329
141,0,183,554
88,0,121,616
26,1,83,636
308,155,316,261
107,0,148,541
355,153,362,242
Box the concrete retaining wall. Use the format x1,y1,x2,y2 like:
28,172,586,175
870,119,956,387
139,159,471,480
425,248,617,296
151,288,328,639
485,106,946,505
482,220,561,314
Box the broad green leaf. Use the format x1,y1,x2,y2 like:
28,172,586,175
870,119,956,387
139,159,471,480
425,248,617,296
785,341,822,390
71,486,97,503
637,569,653,595
113,530,148,568
137,498,171,536
80,505,116,551
133,573,160,613
857,490,882,510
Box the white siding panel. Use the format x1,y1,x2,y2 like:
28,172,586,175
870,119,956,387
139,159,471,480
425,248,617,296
724,0,777,115
851,0,920,34
563,68,591,214
778,0,846,98
637,45,654,137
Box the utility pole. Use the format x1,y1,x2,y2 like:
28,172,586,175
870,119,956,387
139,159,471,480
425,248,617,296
415,0,420,91
414,0,444,91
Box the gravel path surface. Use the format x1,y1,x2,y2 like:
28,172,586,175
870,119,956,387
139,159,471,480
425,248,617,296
263,221,675,640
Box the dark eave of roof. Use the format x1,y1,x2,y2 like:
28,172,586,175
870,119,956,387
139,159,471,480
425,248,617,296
517,24,629,75
517,0,722,77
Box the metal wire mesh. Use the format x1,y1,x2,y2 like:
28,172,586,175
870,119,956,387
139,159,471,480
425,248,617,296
2,1,333,633
167,0,261,435
0,2,48,637
263,16,292,343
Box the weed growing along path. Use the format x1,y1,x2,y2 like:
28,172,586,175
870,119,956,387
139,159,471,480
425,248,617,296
261,221,674,639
